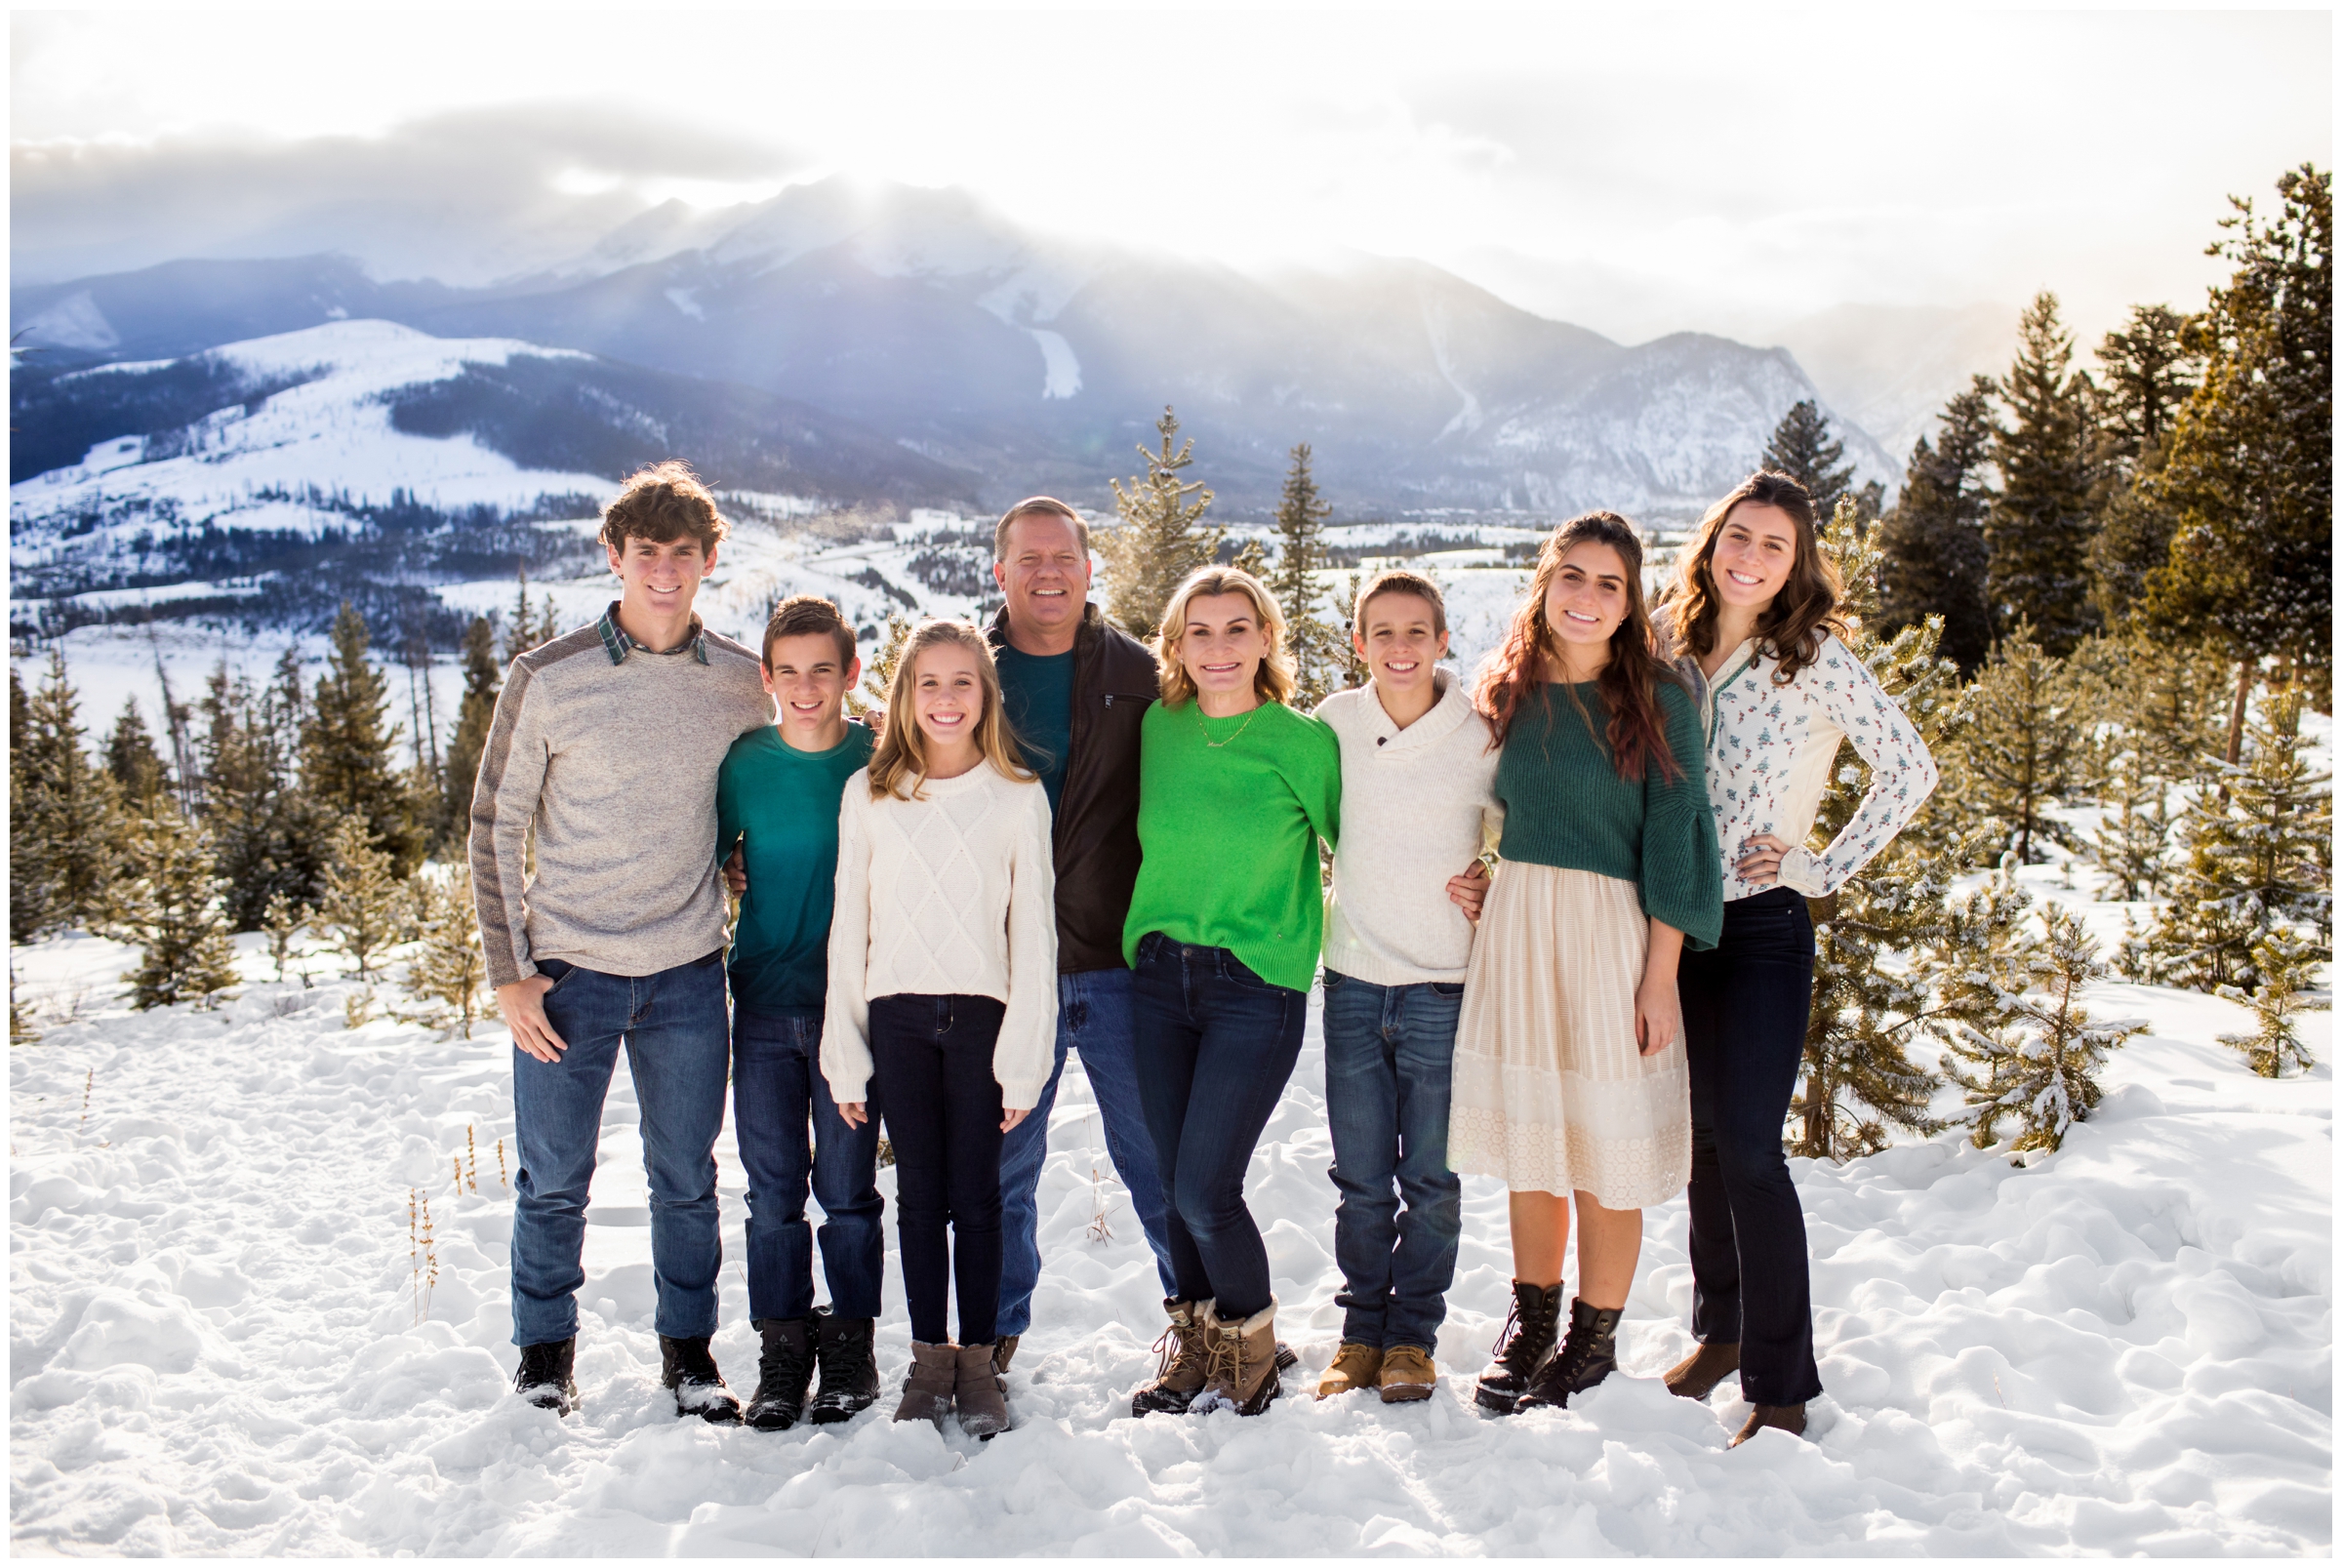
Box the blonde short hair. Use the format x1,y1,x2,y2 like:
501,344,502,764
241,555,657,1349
1153,565,1297,709
867,620,1032,800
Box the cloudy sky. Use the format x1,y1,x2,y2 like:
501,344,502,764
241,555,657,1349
11,9,2331,343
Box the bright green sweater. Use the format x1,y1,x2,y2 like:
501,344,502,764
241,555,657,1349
1121,699,1342,992
1494,679,1723,951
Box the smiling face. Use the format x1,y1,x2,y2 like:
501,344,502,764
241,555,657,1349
909,640,987,753
607,534,713,626
992,511,1092,641
1541,540,1632,669
1355,590,1447,700
1176,591,1272,703
1707,501,1800,615
762,631,859,748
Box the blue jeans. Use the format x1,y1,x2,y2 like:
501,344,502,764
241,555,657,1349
1320,969,1465,1353
510,952,730,1347
996,967,1178,1337
1678,888,1824,1406
731,1010,885,1322
1130,934,1307,1321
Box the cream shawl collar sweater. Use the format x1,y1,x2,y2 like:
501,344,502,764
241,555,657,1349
820,764,1059,1109
1314,672,1504,985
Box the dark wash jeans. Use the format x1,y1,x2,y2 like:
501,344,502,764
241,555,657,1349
869,993,1007,1347
1677,887,1825,1406
1130,933,1308,1321
996,966,1178,1339
510,951,729,1347
731,1009,885,1322
1320,969,1465,1353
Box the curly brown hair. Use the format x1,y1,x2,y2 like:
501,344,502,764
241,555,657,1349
1663,470,1845,683
1473,511,1683,784
598,461,729,556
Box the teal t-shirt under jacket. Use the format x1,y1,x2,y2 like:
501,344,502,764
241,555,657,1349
715,721,877,1016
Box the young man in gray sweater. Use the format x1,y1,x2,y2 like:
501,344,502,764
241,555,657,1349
469,462,772,1422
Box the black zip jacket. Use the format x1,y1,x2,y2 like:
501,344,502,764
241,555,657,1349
987,602,1158,973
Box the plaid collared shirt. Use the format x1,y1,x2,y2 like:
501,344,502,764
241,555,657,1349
596,601,710,665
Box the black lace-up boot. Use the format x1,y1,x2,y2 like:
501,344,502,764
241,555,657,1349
514,1338,578,1416
1474,1280,1563,1415
660,1334,743,1424
807,1307,880,1424
743,1317,816,1430
1516,1298,1623,1412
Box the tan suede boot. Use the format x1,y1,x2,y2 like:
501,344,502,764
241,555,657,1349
1663,1341,1741,1401
1196,1299,1281,1416
892,1341,956,1426
1731,1401,1807,1448
1377,1345,1438,1404
953,1343,1009,1439
1316,1342,1383,1399
1130,1299,1214,1417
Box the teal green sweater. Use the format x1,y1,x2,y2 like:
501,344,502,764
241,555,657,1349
1121,700,1342,992
715,721,877,1015
1495,680,1722,950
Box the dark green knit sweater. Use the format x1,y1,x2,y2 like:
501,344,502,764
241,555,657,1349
1494,679,1723,950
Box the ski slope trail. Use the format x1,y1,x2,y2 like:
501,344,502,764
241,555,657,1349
8,930,2330,1555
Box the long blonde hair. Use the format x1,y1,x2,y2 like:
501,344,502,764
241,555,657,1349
1153,565,1297,708
867,620,1031,800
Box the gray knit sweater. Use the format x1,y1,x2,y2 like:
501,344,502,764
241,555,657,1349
468,612,772,987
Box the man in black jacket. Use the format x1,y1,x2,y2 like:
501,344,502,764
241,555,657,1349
985,498,1177,1369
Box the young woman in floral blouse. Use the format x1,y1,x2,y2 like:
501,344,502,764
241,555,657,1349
1661,471,1938,1448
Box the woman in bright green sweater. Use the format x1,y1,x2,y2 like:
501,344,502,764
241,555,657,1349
1451,511,1722,1420
1121,565,1340,1420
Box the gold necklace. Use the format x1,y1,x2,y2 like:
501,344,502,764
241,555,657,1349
1198,703,1265,748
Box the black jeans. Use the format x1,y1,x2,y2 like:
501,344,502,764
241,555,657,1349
1130,933,1308,1321
1676,887,1824,1406
869,993,1007,1347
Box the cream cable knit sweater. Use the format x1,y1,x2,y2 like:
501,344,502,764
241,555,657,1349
1315,672,1505,986
820,764,1060,1110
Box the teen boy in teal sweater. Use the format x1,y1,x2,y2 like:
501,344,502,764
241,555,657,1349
715,596,881,1431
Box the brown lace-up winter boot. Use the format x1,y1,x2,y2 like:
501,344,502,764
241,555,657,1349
892,1341,957,1426
1316,1342,1383,1399
1196,1299,1281,1416
1474,1280,1562,1415
953,1343,1009,1439
1377,1345,1438,1404
1131,1299,1214,1417
1663,1341,1741,1401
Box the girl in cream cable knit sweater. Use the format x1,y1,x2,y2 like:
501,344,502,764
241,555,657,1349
822,620,1057,1439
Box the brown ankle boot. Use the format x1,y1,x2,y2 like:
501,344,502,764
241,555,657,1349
1316,1342,1383,1399
1730,1401,1806,1447
953,1343,1009,1439
1663,1341,1741,1401
1131,1299,1214,1417
1197,1299,1281,1416
892,1341,956,1426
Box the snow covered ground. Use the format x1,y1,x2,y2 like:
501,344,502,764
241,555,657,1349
9,886,2330,1556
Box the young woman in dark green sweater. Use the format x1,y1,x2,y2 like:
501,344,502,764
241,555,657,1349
1450,511,1723,1418
1120,565,1341,1420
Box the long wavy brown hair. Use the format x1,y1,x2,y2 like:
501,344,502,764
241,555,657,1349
868,620,1032,800
1664,470,1846,683
1474,511,1683,784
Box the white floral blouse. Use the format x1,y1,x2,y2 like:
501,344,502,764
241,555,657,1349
1681,632,1939,903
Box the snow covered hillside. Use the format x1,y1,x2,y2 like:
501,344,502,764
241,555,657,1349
9,859,2329,1555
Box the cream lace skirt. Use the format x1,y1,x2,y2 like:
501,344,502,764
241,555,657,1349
1447,862,1691,1209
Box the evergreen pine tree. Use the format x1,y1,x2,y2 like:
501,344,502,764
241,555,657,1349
112,808,241,1010
1761,399,1864,524
1878,376,1999,671
1958,623,2079,864
104,697,171,812
1100,407,1227,638
1269,443,1349,707
503,568,566,662
410,865,489,1037
12,648,124,939
303,601,424,873
2150,688,2332,992
2090,745,2171,902
1789,501,1974,1160
2217,929,2321,1078
2085,306,2202,631
1986,293,2100,654
1940,889,2144,1155
317,817,408,980
2143,165,2333,741
261,889,309,984
846,612,916,722
439,616,502,852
